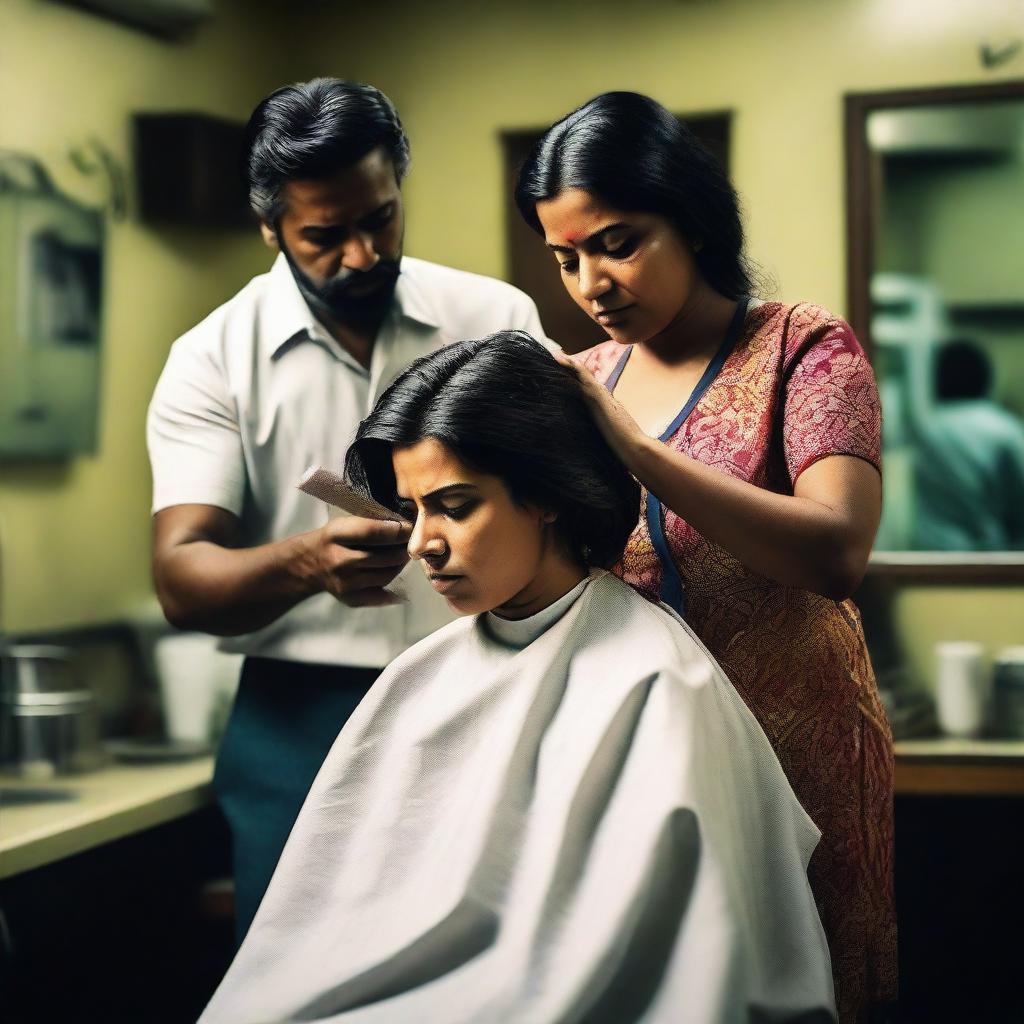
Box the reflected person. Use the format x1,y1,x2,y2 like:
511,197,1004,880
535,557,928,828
913,338,1024,550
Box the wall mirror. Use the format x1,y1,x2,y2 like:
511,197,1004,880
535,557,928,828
846,82,1024,581
0,151,104,458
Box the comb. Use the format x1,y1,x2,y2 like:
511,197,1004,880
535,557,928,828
297,465,402,522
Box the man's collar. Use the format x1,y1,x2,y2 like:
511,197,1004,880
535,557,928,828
392,258,441,330
261,253,323,358
261,254,440,359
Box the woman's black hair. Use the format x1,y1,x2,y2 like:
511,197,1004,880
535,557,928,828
243,77,410,223
515,91,754,300
344,331,640,569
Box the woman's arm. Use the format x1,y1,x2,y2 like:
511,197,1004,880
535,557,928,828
632,437,880,599
558,353,881,600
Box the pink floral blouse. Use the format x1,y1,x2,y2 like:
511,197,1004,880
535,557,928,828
581,301,896,1023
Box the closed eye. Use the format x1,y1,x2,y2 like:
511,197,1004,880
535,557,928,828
304,228,345,249
439,501,475,520
395,499,474,521
555,234,636,274
606,236,638,259
358,203,395,232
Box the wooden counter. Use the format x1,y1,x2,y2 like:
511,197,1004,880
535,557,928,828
0,756,215,878
0,737,1019,879
894,737,1024,796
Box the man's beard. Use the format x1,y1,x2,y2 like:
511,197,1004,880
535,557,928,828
279,238,401,327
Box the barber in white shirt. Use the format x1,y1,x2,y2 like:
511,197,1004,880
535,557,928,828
147,78,543,942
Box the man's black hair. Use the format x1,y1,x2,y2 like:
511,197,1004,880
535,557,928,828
243,77,410,223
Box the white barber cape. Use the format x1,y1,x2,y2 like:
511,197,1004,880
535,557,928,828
201,573,835,1024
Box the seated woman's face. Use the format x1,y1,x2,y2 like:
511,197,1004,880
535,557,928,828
535,188,699,346
392,437,564,617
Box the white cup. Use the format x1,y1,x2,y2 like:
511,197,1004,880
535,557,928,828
154,634,223,745
934,641,989,738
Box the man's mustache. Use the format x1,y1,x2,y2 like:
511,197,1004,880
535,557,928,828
322,260,400,297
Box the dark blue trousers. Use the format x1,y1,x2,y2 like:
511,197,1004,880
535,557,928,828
213,657,379,944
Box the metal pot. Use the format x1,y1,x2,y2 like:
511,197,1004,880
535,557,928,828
0,645,104,777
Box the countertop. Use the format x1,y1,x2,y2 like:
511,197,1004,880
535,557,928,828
1,737,1022,878
894,737,1024,796
895,737,1024,760
0,756,215,879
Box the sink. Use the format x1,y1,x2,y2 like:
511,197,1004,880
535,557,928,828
0,786,78,805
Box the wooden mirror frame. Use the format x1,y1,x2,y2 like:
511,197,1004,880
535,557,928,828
845,80,1024,583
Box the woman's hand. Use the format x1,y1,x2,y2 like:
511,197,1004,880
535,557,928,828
551,349,879,600
553,349,647,469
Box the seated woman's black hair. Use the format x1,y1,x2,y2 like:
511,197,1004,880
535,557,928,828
344,331,640,569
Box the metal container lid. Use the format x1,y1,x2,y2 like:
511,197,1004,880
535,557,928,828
993,647,1024,690
994,645,1024,665
1,645,82,697
0,689,95,714
1,690,93,706
2,644,74,660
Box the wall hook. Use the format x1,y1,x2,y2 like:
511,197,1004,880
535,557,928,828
979,38,1022,69
68,137,127,221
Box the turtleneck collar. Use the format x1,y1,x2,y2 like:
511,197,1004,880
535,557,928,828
482,573,596,650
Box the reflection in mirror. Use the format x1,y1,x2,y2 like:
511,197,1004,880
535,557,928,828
0,151,103,458
865,100,1024,554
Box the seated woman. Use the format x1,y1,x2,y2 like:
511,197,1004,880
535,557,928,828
200,331,835,1024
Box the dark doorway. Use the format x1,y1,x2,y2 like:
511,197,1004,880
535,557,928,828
502,112,732,353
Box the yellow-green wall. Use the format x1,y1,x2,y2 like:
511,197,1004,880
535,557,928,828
0,0,293,632
294,0,1024,693
294,0,1022,308
2,0,1022,693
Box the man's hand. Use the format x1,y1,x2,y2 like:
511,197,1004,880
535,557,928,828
152,504,411,634
305,516,412,607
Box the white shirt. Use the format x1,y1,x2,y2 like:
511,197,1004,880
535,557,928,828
147,253,544,667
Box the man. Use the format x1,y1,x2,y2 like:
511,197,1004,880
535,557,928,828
147,78,543,940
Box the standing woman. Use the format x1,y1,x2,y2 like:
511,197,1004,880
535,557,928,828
515,92,895,1023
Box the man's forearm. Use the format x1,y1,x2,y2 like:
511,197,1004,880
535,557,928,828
155,532,321,636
